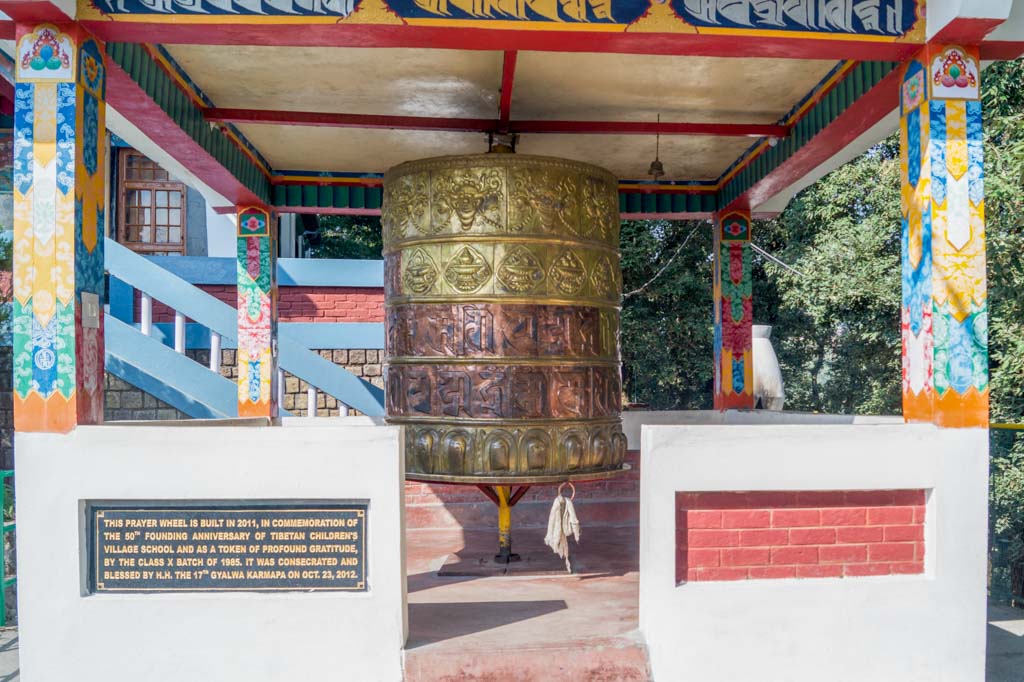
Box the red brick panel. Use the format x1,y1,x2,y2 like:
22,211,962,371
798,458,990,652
675,490,926,583
135,285,385,323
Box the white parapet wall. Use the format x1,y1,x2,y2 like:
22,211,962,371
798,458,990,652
639,422,988,682
15,422,407,682
620,409,903,449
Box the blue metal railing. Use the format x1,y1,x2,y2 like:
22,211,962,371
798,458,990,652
104,238,385,417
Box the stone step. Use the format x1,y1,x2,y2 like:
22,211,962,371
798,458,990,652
404,636,652,682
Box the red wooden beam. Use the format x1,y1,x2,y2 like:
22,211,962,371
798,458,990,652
499,50,517,126
513,120,786,137
80,21,925,62
205,108,786,138
206,108,493,132
107,58,265,209
722,64,903,212
1,1,72,23
264,206,383,217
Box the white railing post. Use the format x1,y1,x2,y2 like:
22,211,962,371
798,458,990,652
277,369,285,410
307,386,317,418
339,403,350,418
209,332,221,372
140,292,152,337
174,311,186,354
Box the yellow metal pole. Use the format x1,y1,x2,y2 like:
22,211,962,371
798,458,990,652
496,485,513,563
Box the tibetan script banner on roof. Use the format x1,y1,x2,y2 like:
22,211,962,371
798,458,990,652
80,0,923,39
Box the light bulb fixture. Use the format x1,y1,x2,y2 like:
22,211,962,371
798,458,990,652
487,131,518,154
647,114,665,181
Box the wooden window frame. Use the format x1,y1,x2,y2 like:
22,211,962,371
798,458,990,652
117,149,188,256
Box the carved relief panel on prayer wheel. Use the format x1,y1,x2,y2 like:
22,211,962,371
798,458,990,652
382,154,626,483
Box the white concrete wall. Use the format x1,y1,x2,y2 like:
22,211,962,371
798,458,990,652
621,409,902,449
639,423,988,682
205,207,237,258
15,423,407,682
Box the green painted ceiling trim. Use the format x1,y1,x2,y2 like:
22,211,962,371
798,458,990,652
619,191,717,215
105,42,271,204
271,183,713,215
273,184,384,210
717,60,899,209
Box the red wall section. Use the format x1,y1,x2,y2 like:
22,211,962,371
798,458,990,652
135,285,385,324
676,490,926,583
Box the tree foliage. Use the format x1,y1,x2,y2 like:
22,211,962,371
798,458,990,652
979,59,1024,596
620,220,714,408
307,214,383,260
755,142,903,415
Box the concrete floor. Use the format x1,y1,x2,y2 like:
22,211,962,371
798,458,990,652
0,630,16,682
404,526,649,681
987,602,1024,682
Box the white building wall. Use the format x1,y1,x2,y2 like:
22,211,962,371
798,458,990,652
15,423,407,682
639,423,988,682
206,206,237,257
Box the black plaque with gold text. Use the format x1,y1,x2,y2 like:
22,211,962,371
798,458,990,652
88,502,367,593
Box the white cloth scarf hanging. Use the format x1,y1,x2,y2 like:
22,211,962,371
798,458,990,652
544,492,580,572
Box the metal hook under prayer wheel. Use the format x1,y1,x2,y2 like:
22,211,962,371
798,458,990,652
382,153,627,563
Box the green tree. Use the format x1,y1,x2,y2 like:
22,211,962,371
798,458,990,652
306,214,383,260
754,141,903,416
979,58,1024,597
620,219,714,409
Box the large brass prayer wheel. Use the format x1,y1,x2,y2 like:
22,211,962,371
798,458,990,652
382,153,627,484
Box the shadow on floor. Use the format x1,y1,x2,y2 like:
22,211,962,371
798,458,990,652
986,603,1024,682
407,599,568,648
407,570,480,594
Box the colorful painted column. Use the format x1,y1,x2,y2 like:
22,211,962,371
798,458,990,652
0,123,13,347
12,25,106,432
900,45,988,428
236,206,278,418
713,208,754,410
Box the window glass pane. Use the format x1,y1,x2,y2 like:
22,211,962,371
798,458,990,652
120,151,186,255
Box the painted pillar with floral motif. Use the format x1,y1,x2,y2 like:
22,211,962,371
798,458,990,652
0,120,13,347
900,45,988,428
12,24,106,432
236,206,278,418
713,208,754,410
